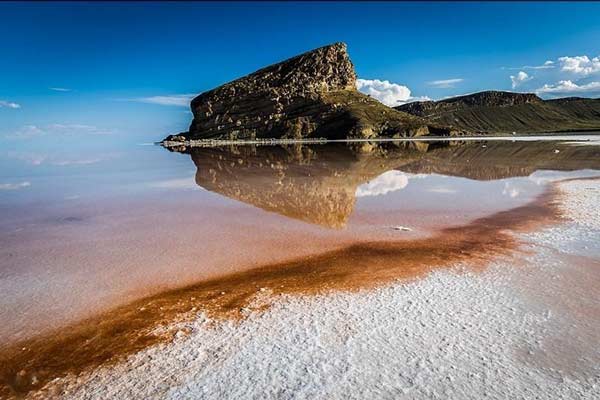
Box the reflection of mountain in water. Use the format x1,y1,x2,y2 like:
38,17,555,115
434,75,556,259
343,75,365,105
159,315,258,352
398,140,600,180
191,143,431,228
189,140,600,228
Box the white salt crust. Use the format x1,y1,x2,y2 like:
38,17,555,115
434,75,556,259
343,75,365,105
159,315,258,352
31,179,600,400
557,179,600,230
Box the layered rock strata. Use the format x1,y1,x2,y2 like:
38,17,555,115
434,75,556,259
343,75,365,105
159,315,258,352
167,43,459,142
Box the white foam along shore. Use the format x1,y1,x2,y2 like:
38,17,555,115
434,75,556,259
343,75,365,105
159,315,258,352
160,133,600,148
31,178,600,400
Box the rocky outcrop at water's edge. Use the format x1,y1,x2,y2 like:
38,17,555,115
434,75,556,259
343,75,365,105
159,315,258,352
163,43,462,145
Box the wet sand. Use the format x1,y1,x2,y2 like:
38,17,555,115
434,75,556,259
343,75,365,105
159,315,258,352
0,182,562,397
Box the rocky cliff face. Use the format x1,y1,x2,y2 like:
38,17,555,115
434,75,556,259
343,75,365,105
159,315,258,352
397,91,600,134
175,43,459,141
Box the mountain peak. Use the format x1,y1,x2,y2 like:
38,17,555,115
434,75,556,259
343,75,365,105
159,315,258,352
174,43,458,142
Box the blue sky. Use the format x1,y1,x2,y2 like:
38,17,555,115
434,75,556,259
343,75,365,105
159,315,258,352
1,1,600,145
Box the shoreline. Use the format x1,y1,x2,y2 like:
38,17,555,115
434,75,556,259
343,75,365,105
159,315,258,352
159,133,600,148
0,180,564,397
15,176,600,400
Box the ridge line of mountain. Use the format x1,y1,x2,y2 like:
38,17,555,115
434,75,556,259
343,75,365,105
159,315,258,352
163,43,600,145
396,90,600,134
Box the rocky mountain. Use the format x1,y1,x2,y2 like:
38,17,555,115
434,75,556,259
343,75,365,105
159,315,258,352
168,43,460,143
397,91,600,134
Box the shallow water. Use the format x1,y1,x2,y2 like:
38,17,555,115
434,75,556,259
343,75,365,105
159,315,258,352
1,136,600,397
1,137,599,345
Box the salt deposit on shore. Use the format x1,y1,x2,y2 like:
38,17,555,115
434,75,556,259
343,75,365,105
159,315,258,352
30,178,600,400
556,178,600,230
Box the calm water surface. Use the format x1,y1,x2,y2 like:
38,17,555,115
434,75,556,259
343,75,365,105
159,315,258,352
1,137,599,345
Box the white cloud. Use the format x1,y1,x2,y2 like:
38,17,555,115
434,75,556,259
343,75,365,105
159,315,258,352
558,55,600,76
355,171,409,197
505,61,555,71
506,54,600,79
49,87,72,92
0,100,21,109
535,80,600,95
130,94,196,107
408,95,432,102
356,79,413,106
510,71,532,89
501,54,600,97
6,124,114,139
426,78,464,89
0,181,31,190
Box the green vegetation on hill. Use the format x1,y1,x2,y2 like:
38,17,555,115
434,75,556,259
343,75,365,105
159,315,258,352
320,90,459,139
397,91,600,134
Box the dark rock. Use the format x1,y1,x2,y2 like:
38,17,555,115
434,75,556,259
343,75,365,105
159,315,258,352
162,133,187,142
176,43,460,141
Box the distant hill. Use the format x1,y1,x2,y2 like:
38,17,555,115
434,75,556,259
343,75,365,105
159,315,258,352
397,91,600,134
